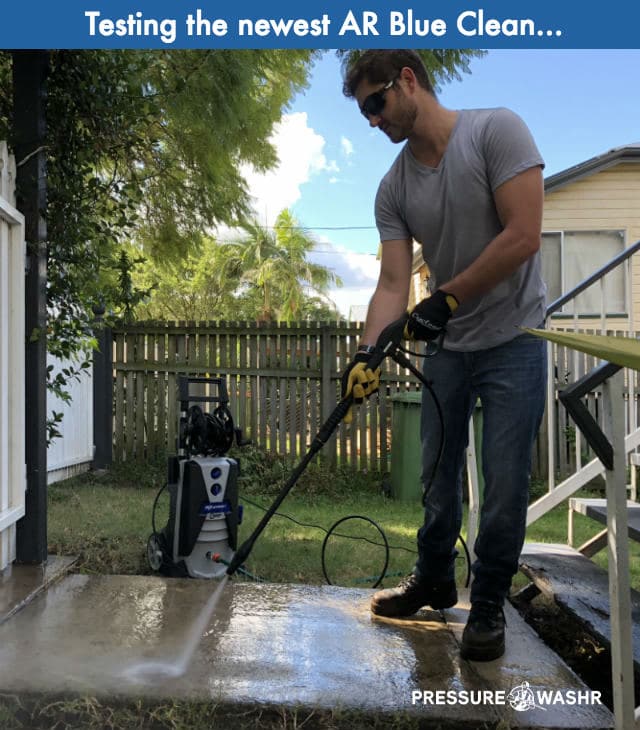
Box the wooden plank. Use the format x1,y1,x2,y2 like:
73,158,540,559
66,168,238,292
288,326,298,460
320,325,333,464
300,329,308,458
166,330,178,454
229,327,238,428
135,333,146,461
570,497,640,542
369,389,379,473
112,362,320,378
145,332,157,458
124,332,136,461
236,324,249,434
113,332,125,461
338,330,349,466
258,333,268,449
519,542,640,673
278,324,287,456
219,321,228,406
156,331,166,455
309,325,319,455
248,326,258,443
269,378,278,455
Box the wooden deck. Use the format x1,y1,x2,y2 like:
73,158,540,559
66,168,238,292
519,542,640,674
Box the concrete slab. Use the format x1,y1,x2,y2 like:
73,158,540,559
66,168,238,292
0,575,614,729
0,554,77,625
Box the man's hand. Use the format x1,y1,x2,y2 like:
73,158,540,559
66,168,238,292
404,289,459,342
340,349,381,424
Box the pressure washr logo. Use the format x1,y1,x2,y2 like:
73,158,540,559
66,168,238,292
411,682,602,710
508,682,546,711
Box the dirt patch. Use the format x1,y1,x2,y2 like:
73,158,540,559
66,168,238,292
511,590,640,712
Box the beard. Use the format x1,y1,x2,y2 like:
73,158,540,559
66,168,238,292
381,94,418,143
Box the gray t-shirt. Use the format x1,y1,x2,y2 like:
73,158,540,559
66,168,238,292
375,107,546,351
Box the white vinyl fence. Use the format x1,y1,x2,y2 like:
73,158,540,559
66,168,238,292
47,355,93,484
0,142,26,572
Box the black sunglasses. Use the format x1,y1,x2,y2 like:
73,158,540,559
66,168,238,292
360,77,398,119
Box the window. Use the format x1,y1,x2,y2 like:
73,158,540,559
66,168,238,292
541,230,626,315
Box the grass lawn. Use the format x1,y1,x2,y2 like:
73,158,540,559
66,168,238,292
47,448,640,592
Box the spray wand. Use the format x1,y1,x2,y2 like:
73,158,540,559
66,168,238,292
225,314,409,577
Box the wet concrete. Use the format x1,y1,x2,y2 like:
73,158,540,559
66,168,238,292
0,574,614,728
0,554,76,625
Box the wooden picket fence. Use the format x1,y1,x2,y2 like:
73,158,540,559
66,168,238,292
110,320,640,480
111,320,425,470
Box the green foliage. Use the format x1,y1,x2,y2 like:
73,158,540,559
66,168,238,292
133,50,319,261
133,208,341,322
0,50,319,438
0,49,481,437
337,49,486,91
225,209,342,322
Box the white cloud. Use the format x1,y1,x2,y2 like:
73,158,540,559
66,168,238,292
340,136,354,156
235,114,380,318
310,237,380,318
241,112,338,227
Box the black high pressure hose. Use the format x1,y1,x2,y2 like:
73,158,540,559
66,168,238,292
226,314,470,580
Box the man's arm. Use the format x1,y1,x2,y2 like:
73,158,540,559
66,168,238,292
361,238,414,345
440,165,544,305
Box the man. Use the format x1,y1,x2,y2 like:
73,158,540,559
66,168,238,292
341,50,547,662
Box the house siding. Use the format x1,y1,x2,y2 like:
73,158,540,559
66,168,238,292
408,159,640,325
543,163,640,326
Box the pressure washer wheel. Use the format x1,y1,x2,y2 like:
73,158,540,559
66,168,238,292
147,533,165,571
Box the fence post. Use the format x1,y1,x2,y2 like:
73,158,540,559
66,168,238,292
320,324,335,465
92,304,113,469
15,50,49,565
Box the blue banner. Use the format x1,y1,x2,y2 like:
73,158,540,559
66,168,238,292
1,1,639,49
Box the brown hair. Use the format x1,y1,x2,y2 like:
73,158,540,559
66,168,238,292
343,50,434,98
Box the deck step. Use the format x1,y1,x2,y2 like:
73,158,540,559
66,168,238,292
519,542,640,672
569,498,640,542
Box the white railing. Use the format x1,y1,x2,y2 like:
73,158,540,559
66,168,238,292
528,240,640,525
0,141,26,573
465,243,640,559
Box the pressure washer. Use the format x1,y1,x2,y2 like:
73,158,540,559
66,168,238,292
147,376,248,578
147,315,466,585
225,313,440,578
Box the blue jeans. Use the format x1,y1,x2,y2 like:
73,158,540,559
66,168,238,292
414,332,547,605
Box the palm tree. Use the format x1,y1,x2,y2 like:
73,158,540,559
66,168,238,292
231,209,341,322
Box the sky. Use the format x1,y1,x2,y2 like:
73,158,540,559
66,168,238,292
239,49,640,317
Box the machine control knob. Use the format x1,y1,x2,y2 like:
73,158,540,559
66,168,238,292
210,467,222,479
211,483,222,496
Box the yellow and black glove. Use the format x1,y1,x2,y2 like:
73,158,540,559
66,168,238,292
340,346,381,424
404,289,459,342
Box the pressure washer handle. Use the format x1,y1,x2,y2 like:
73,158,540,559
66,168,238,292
368,313,409,370
225,314,409,579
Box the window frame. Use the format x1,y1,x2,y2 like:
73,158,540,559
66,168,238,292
541,228,628,319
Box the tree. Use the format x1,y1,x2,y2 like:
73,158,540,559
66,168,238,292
230,209,342,322
131,236,244,321
0,48,482,371
0,49,321,426
133,209,341,322
338,49,485,90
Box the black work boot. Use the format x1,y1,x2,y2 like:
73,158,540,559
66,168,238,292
370,574,458,617
460,601,506,661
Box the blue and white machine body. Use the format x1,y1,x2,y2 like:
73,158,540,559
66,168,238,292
171,455,241,578
148,376,245,579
